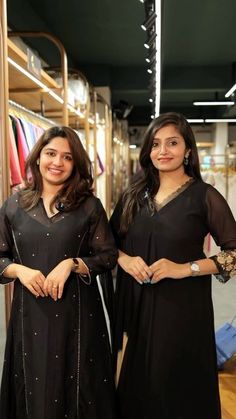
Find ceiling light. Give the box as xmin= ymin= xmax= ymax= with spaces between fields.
xmin=225 ymin=83 xmax=236 ymax=98
xmin=187 ymin=118 xmax=236 ymax=123
xmin=193 ymin=101 xmax=234 ymax=106
xmin=205 ymin=119 xmax=236 ymax=123
xmin=187 ymin=119 xmax=205 ymax=123
xmin=141 ymin=12 xmax=156 ymax=31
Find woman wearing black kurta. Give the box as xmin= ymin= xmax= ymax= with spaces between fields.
xmin=0 ymin=126 xmax=118 ymax=419
xmin=110 ymin=113 xmax=236 ymax=419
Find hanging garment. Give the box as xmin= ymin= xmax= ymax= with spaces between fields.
xmin=33 ymin=125 xmax=44 ymax=142
xmin=20 ymin=119 xmax=37 ymax=150
xmin=10 ymin=116 xmax=29 ymax=177
xmin=8 ymin=116 xmax=22 ymax=186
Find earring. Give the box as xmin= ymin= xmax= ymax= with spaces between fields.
xmin=36 ymin=159 xmax=39 ymax=165
xmin=184 ymin=155 xmax=189 ymax=166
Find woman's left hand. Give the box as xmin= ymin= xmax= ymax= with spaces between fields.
xmin=149 ymin=258 xmax=190 ymax=283
xmin=44 ymin=259 xmax=73 ymax=300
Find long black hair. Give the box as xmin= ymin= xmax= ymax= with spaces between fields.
xmin=20 ymin=126 xmax=93 ymax=211
xmin=120 ymin=112 xmax=202 ymax=234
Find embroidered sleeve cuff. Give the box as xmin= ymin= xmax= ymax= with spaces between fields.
xmin=210 ymin=250 xmax=236 ymax=283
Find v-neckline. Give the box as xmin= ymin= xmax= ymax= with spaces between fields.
xmin=40 ymin=197 xmax=59 ymax=220
xmin=154 ymin=178 xmax=195 ymax=211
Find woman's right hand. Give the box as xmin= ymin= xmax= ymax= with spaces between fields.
xmin=4 ymin=264 xmax=46 ymax=297
xmin=118 ymin=250 xmax=153 ymax=284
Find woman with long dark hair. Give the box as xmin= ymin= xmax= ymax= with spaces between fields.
xmin=0 ymin=126 xmax=118 ymax=419
xmin=110 ymin=112 xmax=236 ymax=419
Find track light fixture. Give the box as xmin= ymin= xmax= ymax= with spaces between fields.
xmin=225 ymin=84 xmax=236 ymax=98
xmin=145 ymin=48 xmax=156 ymax=63
xmin=140 ymin=0 xmax=161 ymax=118
xmin=144 ymin=32 xmax=156 ymax=49
xmin=148 ymin=74 xmax=156 ymax=88
xmin=141 ymin=12 xmax=156 ymax=31
xmin=147 ymin=59 xmax=156 ymax=75
xmin=194 ymin=90 xmax=235 ymax=106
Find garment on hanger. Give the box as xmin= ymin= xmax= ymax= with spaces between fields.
xmin=20 ymin=118 xmax=37 ymax=150
xmin=10 ymin=115 xmax=29 ymax=178
xmin=8 ymin=101 xmax=55 ymax=182
xmin=8 ymin=117 xmax=22 ymax=186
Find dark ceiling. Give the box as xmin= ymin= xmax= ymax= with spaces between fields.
xmin=6 ymin=0 xmax=236 ymax=126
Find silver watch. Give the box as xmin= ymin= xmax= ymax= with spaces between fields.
xmin=190 ymin=261 xmax=200 ymax=276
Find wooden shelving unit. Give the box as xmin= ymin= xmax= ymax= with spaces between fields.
xmin=8 ymin=38 xmax=63 ymax=115
xmin=7 ymin=37 xmax=95 ymax=130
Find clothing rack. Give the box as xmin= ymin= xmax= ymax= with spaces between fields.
xmin=9 ymin=99 xmax=55 ymax=128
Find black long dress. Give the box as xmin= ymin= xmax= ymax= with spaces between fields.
xmin=110 ymin=179 xmax=236 ymax=419
xmin=0 ymin=192 xmax=118 ymax=419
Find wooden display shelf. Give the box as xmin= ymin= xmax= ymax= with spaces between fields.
xmin=8 ymin=38 xmax=89 ymax=124
xmin=8 ymin=38 xmax=59 ymax=89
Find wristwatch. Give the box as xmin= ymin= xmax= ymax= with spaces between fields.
xmin=72 ymin=258 xmax=79 ymax=272
xmin=190 ymin=261 xmax=200 ymax=276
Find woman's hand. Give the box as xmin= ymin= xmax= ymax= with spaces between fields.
xmin=43 ymin=259 xmax=73 ymax=301
xmin=149 ymin=258 xmax=190 ymax=283
xmin=118 ymin=250 xmax=153 ymax=284
xmin=15 ymin=265 xmax=46 ymax=297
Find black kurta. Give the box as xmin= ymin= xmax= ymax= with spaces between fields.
xmin=110 ymin=179 xmax=236 ymax=419
xmin=0 ymin=193 xmax=118 ymax=419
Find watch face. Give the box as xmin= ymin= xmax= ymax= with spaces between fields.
xmin=190 ymin=262 xmax=200 ymax=275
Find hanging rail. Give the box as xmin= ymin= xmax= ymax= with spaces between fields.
xmin=9 ymin=99 xmax=55 ymax=127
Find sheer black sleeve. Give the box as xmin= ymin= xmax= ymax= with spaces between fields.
xmin=109 ymin=194 xmax=124 ymax=249
xmin=206 ymin=185 xmax=236 ymax=282
xmin=81 ymin=198 xmax=118 ymax=278
xmin=0 ymin=200 xmax=15 ymax=284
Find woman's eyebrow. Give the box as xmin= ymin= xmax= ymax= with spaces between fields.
xmin=153 ymin=136 xmax=179 ymax=141
xmin=43 ymin=147 xmax=72 ymax=155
